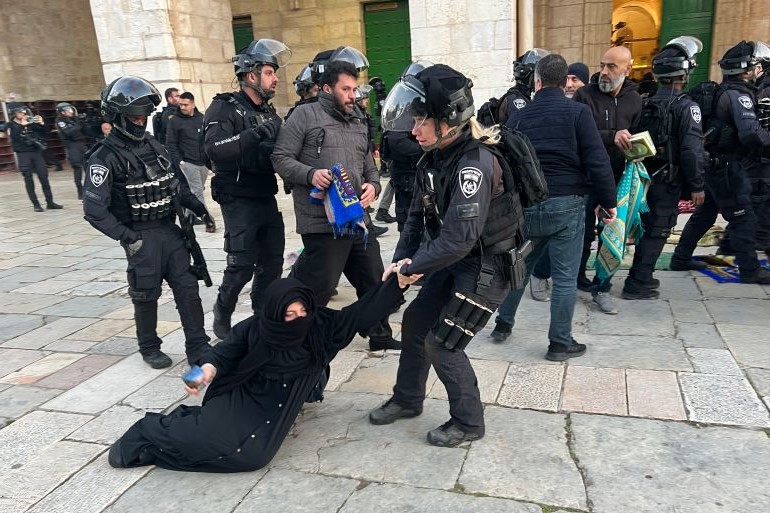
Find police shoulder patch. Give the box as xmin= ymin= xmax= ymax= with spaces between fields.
xmin=89 ymin=164 xmax=109 ymax=187
xmin=689 ymin=105 xmax=701 ymax=123
xmin=459 ymin=167 xmax=483 ymax=199
xmin=513 ymin=98 xmax=527 ymax=110
xmin=738 ymin=95 xmax=754 ymax=110
xmin=57 ymin=121 xmax=66 ymax=128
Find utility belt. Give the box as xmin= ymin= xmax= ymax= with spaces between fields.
xmin=131 ymin=218 xmax=174 ymax=230
xmin=434 ymin=291 xmax=495 ymax=352
xmin=126 ymin=174 xmax=175 ymax=223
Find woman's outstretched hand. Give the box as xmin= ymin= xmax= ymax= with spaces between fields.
xmin=382 ymin=259 xmax=423 ymax=289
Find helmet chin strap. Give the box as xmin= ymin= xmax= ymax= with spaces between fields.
xmin=242 ymin=65 xmax=274 ymax=101
xmin=422 ymin=119 xmax=462 ymax=151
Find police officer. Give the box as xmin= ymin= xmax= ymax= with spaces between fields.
xmin=204 ymin=39 xmax=290 ymax=339
xmin=755 ymin=43 xmax=770 ymax=258
xmin=622 ymin=37 xmax=706 ymax=299
xmin=83 ymin=76 xmax=214 ymax=369
xmin=285 ymin=65 xmax=319 ymax=120
xmin=498 ymin=48 xmax=550 ymax=124
xmin=670 ymin=41 xmax=770 ymax=283
xmin=368 ymin=64 xmax=515 ymax=446
xmin=55 ymin=102 xmax=88 ymax=199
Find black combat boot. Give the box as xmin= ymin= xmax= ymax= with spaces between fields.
xmin=669 ymin=257 xmax=707 ymax=271
xmin=545 ymin=339 xmax=587 ymax=361
xmin=33 ymin=202 xmax=44 ymax=213
xmin=427 ymin=420 xmax=483 ymax=447
xmin=490 ymin=320 xmax=512 ymax=342
xmin=212 ymin=303 xmax=231 ymax=340
xmin=740 ymin=267 xmax=770 ymax=285
xmin=375 ymin=208 xmax=396 ymax=223
xmin=369 ymin=398 xmax=421 ymax=425
xmin=46 ymin=202 xmax=63 ymax=209
xmin=621 ymin=277 xmax=660 ymax=300
xmin=142 ymin=349 xmax=172 ymax=369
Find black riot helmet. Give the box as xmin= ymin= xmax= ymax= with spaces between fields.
xmin=514 ymin=48 xmax=550 ymax=89
xmin=293 ymin=65 xmax=315 ymax=96
xmin=310 ymin=46 xmax=369 ymax=83
xmin=401 ymin=60 xmax=434 ymax=79
xmin=652 ymin=36 xmax=703 ymax=80
xmin=101 ymin=76 xmax=161 ymax=141
xmin=56 ymin=102 xmax=77 ymax=116
xmin=8 ymin=102 xmax=30 ymax=116
xmin=719 ymin=40 xmax=770 ymax=77
xmin=233 ymin=39 xmax=291 ymax=76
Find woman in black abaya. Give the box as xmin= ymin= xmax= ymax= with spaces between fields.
xmin=108 ymin=266 xmax=419 ymax=473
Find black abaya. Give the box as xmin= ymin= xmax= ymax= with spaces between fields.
xmin=110 ymin=278 xmax=404 ymax=473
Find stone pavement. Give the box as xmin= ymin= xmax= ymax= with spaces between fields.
xmin=0 ymin=171 xmax=769 ymax=513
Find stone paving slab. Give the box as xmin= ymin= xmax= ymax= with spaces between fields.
xmin=561 ymin=366 xmax=627 ymax=416
xmin=121 ymin=376 xmax=188 ymax=411
xmin=25 ymin=455 xmax=151 ymax=513
xmin=686 ymin=347 xmax=742 ymax=376
xmin=0 ymin=385 xmax=64 ymax=419
xmin=0 ymin=292 xmax=68 ymax=314
xmin=42 ymin=339 xmax=98 ymax=352
xmin=668 ymin=298 xmax=713 ymax=324
xmin=325 ymin=350 xmax=366 ymax=391
xmin=745 ymin=367 xmax=770 ymax=397
xmin=679 ymin=372 xmax=770 ymax=427
xmin=626 ymin=369 xmax=686 ymax=420
xmin=587 ymin=299 xmax=675 ymax=337
xmin=105 ymin=467 xmax=265 ymax=513
xmin=571 ymin=413 xmax=770 ymax=513
xmin=497 ymin=363 xmax=564 ymax=411
xmin=465 ymin=329 xmax=554 ymax=364
xmin=340 ymin=354 xmax=412 ymax=395
xmin=33 ymin=296 xmax=129 ymax=318
xmin=675 ymin=322 xmax=725 ymax=348
xmin=35 ymin=354 xmax=122 ymax=390
xmin=0 ymin=353 xmax=86 ymax=385
xmin=428 ymin=358 xmax=509 ymax=403
xmin=234 ymin=469 xmax=355 ymax=513
xmin=1 ymin=317 xmax=99 ymax=350
xmin=0 ymin=410 xmax=93 ymax=469
xmin=0 ymin=314 xmax=45 ymax=342
xmin=695 ymin=276 xmax=768 ymax=299
xmin=12 ymin=279 xmax=83 ymax=295
xmin=0 ymin=266 xmax=71 ymax=283
xmin=87 ymin=337 xmax=140 ymax=356
xmin=0 ymin=440 xmax=104 ymax=512
xmin=65 ymin=282 xmax=126 ymax=297
xmin=705 ymin=298 xmax=770 ymax=327
xmin=42 ymin=353 xmax=182 ymax=414
xmin=339 ymin=483 xmax=542 ymax=513
xmin=717 ymin=323 xmax=770 ymax=369
xmin=0 ymin=348 xmax=49 ymax=379
xmin=570 ymin=334 xmax=691 ymax=371
xmin=62 ymin=319 xmax=135 ymax=342
xmin=459 ymin=407 xmax=587 ymax=509
xmin=68 ymin=405 xmax=148 ymax=445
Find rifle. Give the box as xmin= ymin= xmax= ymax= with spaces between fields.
xmin=169 ymin=175 xmax=213 ymax=287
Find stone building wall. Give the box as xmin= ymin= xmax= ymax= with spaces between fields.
xmin=0 ymin=0 xmax=104 ymax=101
xmin=710 ymin=0 xmax=770 ymax=81
xmin=89 ymin=0 xmax=234 ymax=111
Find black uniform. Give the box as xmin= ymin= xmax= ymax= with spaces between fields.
xmin=9 ymin=121 xmax=55 ymax=208
xmin=497 ymin=84 xmax=531 ymax=125
xmin=391 ymin=132 xmax=509 ymax=434
xmin=381 ymin=131 xmax=422 ymax=231
xmin=284 ymin=96 xmax=316 ymax=121
xmin=56 ymin=115 xmax=88 ymax=198
xmin=82 ymin=130 xmax=211 ymax=362
xmin=204 ymin=90 xmax=285 ymax=317
xmin=674 ymin=80 xmax=770 ymax=276
xmin=625 ymin=87 xmax=705 ymax=290
xmin=152 ymin=105 xmax=178 ymax=145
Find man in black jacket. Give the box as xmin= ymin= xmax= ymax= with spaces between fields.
xmin=55 ymin=102 xmax=88 ymax=199
xmin=491 ymin=54 xmax=617 ymax=361
xmin=572 ymin=45 xmax=642 ymax=314
xmin=152 ymin=87 xmax=179 ymax=145
xmin=204 ymin=39 xmax=289 ymax=339
xmin=166 ymin=92 xmax=214 ymax=230
xmin=8 ymin=104 xmax=63 ymax=212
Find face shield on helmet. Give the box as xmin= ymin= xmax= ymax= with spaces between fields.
xmin=653 ymin=36 xmax=703 ymax=78
xmin=401 ymin=60 xmax=434 ymax=79
xmin=381 ymin=76 xmax=428 ymax=132
xmin=720 ymin=41 xmax=766 ymax=76
xmin=355 ymin=84 xmax=373 ymax=101
xmin=233 ymin=39 xmax=292 ymax=75
xmin=754 ymin=41 xmax=770 ymax=75
xmin=329 ymin=46 xmax=369 ymax=72
xmin=665 ymin=36 xmax=703 ymax=60
xmin=56 ymin=102 xmax=77 ymax=116
xmin=101 ymin=76 xmax=161 ymax=141
xmin=514 ymin=48 xmax=550 ymax=88
xmin=293 ymin=65 xmax=314 ymax=94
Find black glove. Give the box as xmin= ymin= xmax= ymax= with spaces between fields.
xmin=202 ymin=212 xmax=217 ymax=233
xmin=253 ymin=118 xmax=281 ymax=142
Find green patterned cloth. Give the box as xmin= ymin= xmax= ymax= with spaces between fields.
xmin=595 ymin=160 xmax=650 ymax=282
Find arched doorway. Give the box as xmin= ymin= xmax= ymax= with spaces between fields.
xmin=612 ymin=0 xmax=662 ymax=81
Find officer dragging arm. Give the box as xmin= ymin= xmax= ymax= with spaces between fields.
xmin=83 ymin=76 xmax=215 ymax=369
xmin=203 ymin=39 xmax=291 ymax=340
xmin=368 ymin=65 xmax=523 ymax=447
xmin=622 ymin=37 xmax=706 ymax=299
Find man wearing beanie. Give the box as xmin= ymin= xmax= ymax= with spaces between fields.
xmin=566 ymin=63 xmax=589 ymax=98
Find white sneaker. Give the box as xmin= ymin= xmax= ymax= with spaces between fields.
xmin=529 ymin=276 xmax=551 ymax=302
xmin=593 ymin=292 xmax=619 ymax=314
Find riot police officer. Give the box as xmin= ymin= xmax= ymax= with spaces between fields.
xmin=83 ymin=76 xmax=214 ymax=368
xmin=55 ymin=102 xmax=88 ymax=199
xmin=670 ymin=41 xmax=770 ymax=283
xmin=285 ymin=65 xmax=319 ymax=120
xmin=204 ymin=39 xmax=291 ymax=339
xmin=498 ymin=48 xmax=549 ymax=124
xmin=622 ymin=37 xmax=707 ymax=299
xmin=368 ymin=65 xmax=516 ymax=446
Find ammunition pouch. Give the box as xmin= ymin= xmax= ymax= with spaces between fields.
xmin=434 ymin=291 xmax=495 ymax=352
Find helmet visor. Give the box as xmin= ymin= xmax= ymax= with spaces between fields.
xmin=665 ymin=36 xmax=703 ymax=60
xmin=519 ymin=48 xmax=550 ymax=64
xmin=245 ymin=39 xmax=292 ymax=68
xmin=105 ymin=77 xmax=161 ymax=108
xmin=355 ymin=84 xmax=373 ymax=100
xmin=331 ymin=46 xmax=369 ymax=71
xmin=381 ymin=77 xmax=428 ymax=132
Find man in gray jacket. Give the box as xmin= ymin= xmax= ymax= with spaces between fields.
xmin=272 ymin=60 xmax=400 ymax=351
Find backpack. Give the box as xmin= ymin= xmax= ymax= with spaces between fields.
xmin=477 ymin=97 xmax=502 ymax=127
xmin=486 ymin=124 xmax=548 ymax=208
xmin=688 ymin=80 xmax=721 ymax=147
xmin=635 ymin=95 xmax=682 ymax=170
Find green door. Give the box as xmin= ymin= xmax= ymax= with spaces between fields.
xmin=363 ymin=1 xmax=412 ymax=137
xmin=659 ymin=0 xmax=715 ymax=87
xmin=232 ymin=16 xmax=253 ymax=53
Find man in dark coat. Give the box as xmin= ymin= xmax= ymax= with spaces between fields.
xmin=107 ymin=270 xmax=420 ymax=473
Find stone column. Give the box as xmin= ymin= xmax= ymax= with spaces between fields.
xmin=517 ymin=0 xmax=534 ymax=54
xmin=89 ymin=0 xmax=234 ymax=111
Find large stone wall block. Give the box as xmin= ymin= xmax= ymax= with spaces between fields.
xmin=143 ymin=33 xmax=176 ymax=60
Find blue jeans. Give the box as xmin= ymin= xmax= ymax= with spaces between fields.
xmin=531 ymin=247 xmax=551 ymax=279
xmin=496 ymin=195 xmax=586 ymax=347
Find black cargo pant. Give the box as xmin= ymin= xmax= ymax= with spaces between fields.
xmin=720 ymin=159 xmax=770 ymax=253
xmin=16 ymin=151 xmax=54 ymax=207
xmin=391 ymin=172 xmax=415 ymax=232
xmin=64 ymin=141 xmax=86 ymax=197
xmin=627 ymin=182 xmax=681 ymax=282
xmin=391 ymin=258 xmax=494 ymax=435
xmin=125 ymin=222 xmax=210 ymax=362
xmin=216 ymin=196 xmax=285 ymax=316
xmin=673 ymin=158 xmax=761 ymax=275
xmin=291 ymin=231 xmax=394 ymax=341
